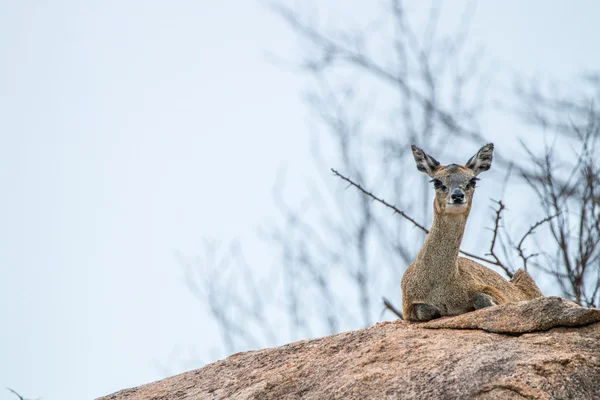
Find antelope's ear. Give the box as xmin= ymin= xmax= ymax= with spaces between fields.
xmin=465 ymin=143 xmax=494 ymax=176
xmin=411 ymin=145 xmax=441 ymax=178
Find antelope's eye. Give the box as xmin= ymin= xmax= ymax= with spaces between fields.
xmin=431 ymin=179 xmax=447 ymax=192
xmin=467 ymin=178 xmax=479 ymax=189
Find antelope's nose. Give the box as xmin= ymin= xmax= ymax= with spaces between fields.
xmin=451 ymin=189 xmax=465 ymax=203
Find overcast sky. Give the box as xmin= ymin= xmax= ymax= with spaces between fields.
xmin=1 ymin=1 xmax=599 ymax=399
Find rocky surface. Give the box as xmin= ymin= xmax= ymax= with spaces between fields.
xmin=99 ymin=297 xmax=600 ymax=400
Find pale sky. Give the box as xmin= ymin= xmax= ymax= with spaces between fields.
xmin=1 ymin=1 xmax=599 ymax=399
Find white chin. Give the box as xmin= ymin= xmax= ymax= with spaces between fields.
xmin=446 ymin=203 xmax=468 ymax=214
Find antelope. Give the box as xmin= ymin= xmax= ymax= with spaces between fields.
xmin=401 ymin=143 xmax=543 ymax=322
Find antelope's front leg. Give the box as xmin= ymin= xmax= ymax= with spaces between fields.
xmin=473 ymin=292 xmax=497 ymax=310
xmin=411 ymin=303 xmax=441 ymax=322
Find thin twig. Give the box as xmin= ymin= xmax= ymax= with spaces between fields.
xmin=515 ymin=212 xmax=560 ymax=270
xmin=484 ymin=199 xmax=514 ymax=278
xmin=382 ymin=297 xmax=404 ymax=320
xmin=458 ymin=248 xmax=508 ymax=269
xmin=7 ymin=388 xmax=25 ymax=400
xmin=332 ymin=168 xmax=428 ymax=233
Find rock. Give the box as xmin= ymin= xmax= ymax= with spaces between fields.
xmin=419 ymin=296 xmax=600 ymax=333
xmin=98 ymin=297 xmax=600 ymax=400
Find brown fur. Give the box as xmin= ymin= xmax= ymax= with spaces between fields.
xmin=401 ymin=144 xmax=543 ymax=322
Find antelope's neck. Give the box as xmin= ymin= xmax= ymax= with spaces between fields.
xmin=415 ymin=213 xmax=468 ymax=276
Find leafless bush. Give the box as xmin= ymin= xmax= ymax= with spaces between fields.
xmin=514 ymin=78 xmax=600 ymax=307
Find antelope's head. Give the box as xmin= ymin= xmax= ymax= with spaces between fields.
xmin=411 ymin=143 xmax=494 ymax=216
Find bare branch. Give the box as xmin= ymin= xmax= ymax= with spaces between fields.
xmin=382 ymin=297 xmax=403 ymax=320
xmin=331 ymin=168 xmax=428 ymax=233
xmin=7 ymin=388 xmax=25 ymax=400
xmin=483 ymin=200 xmax=514 ymax=278
xmin=515 ymin=212 xmax=560 ymax=270
xmin=514 ymin=87 xmax=600 ymax=305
